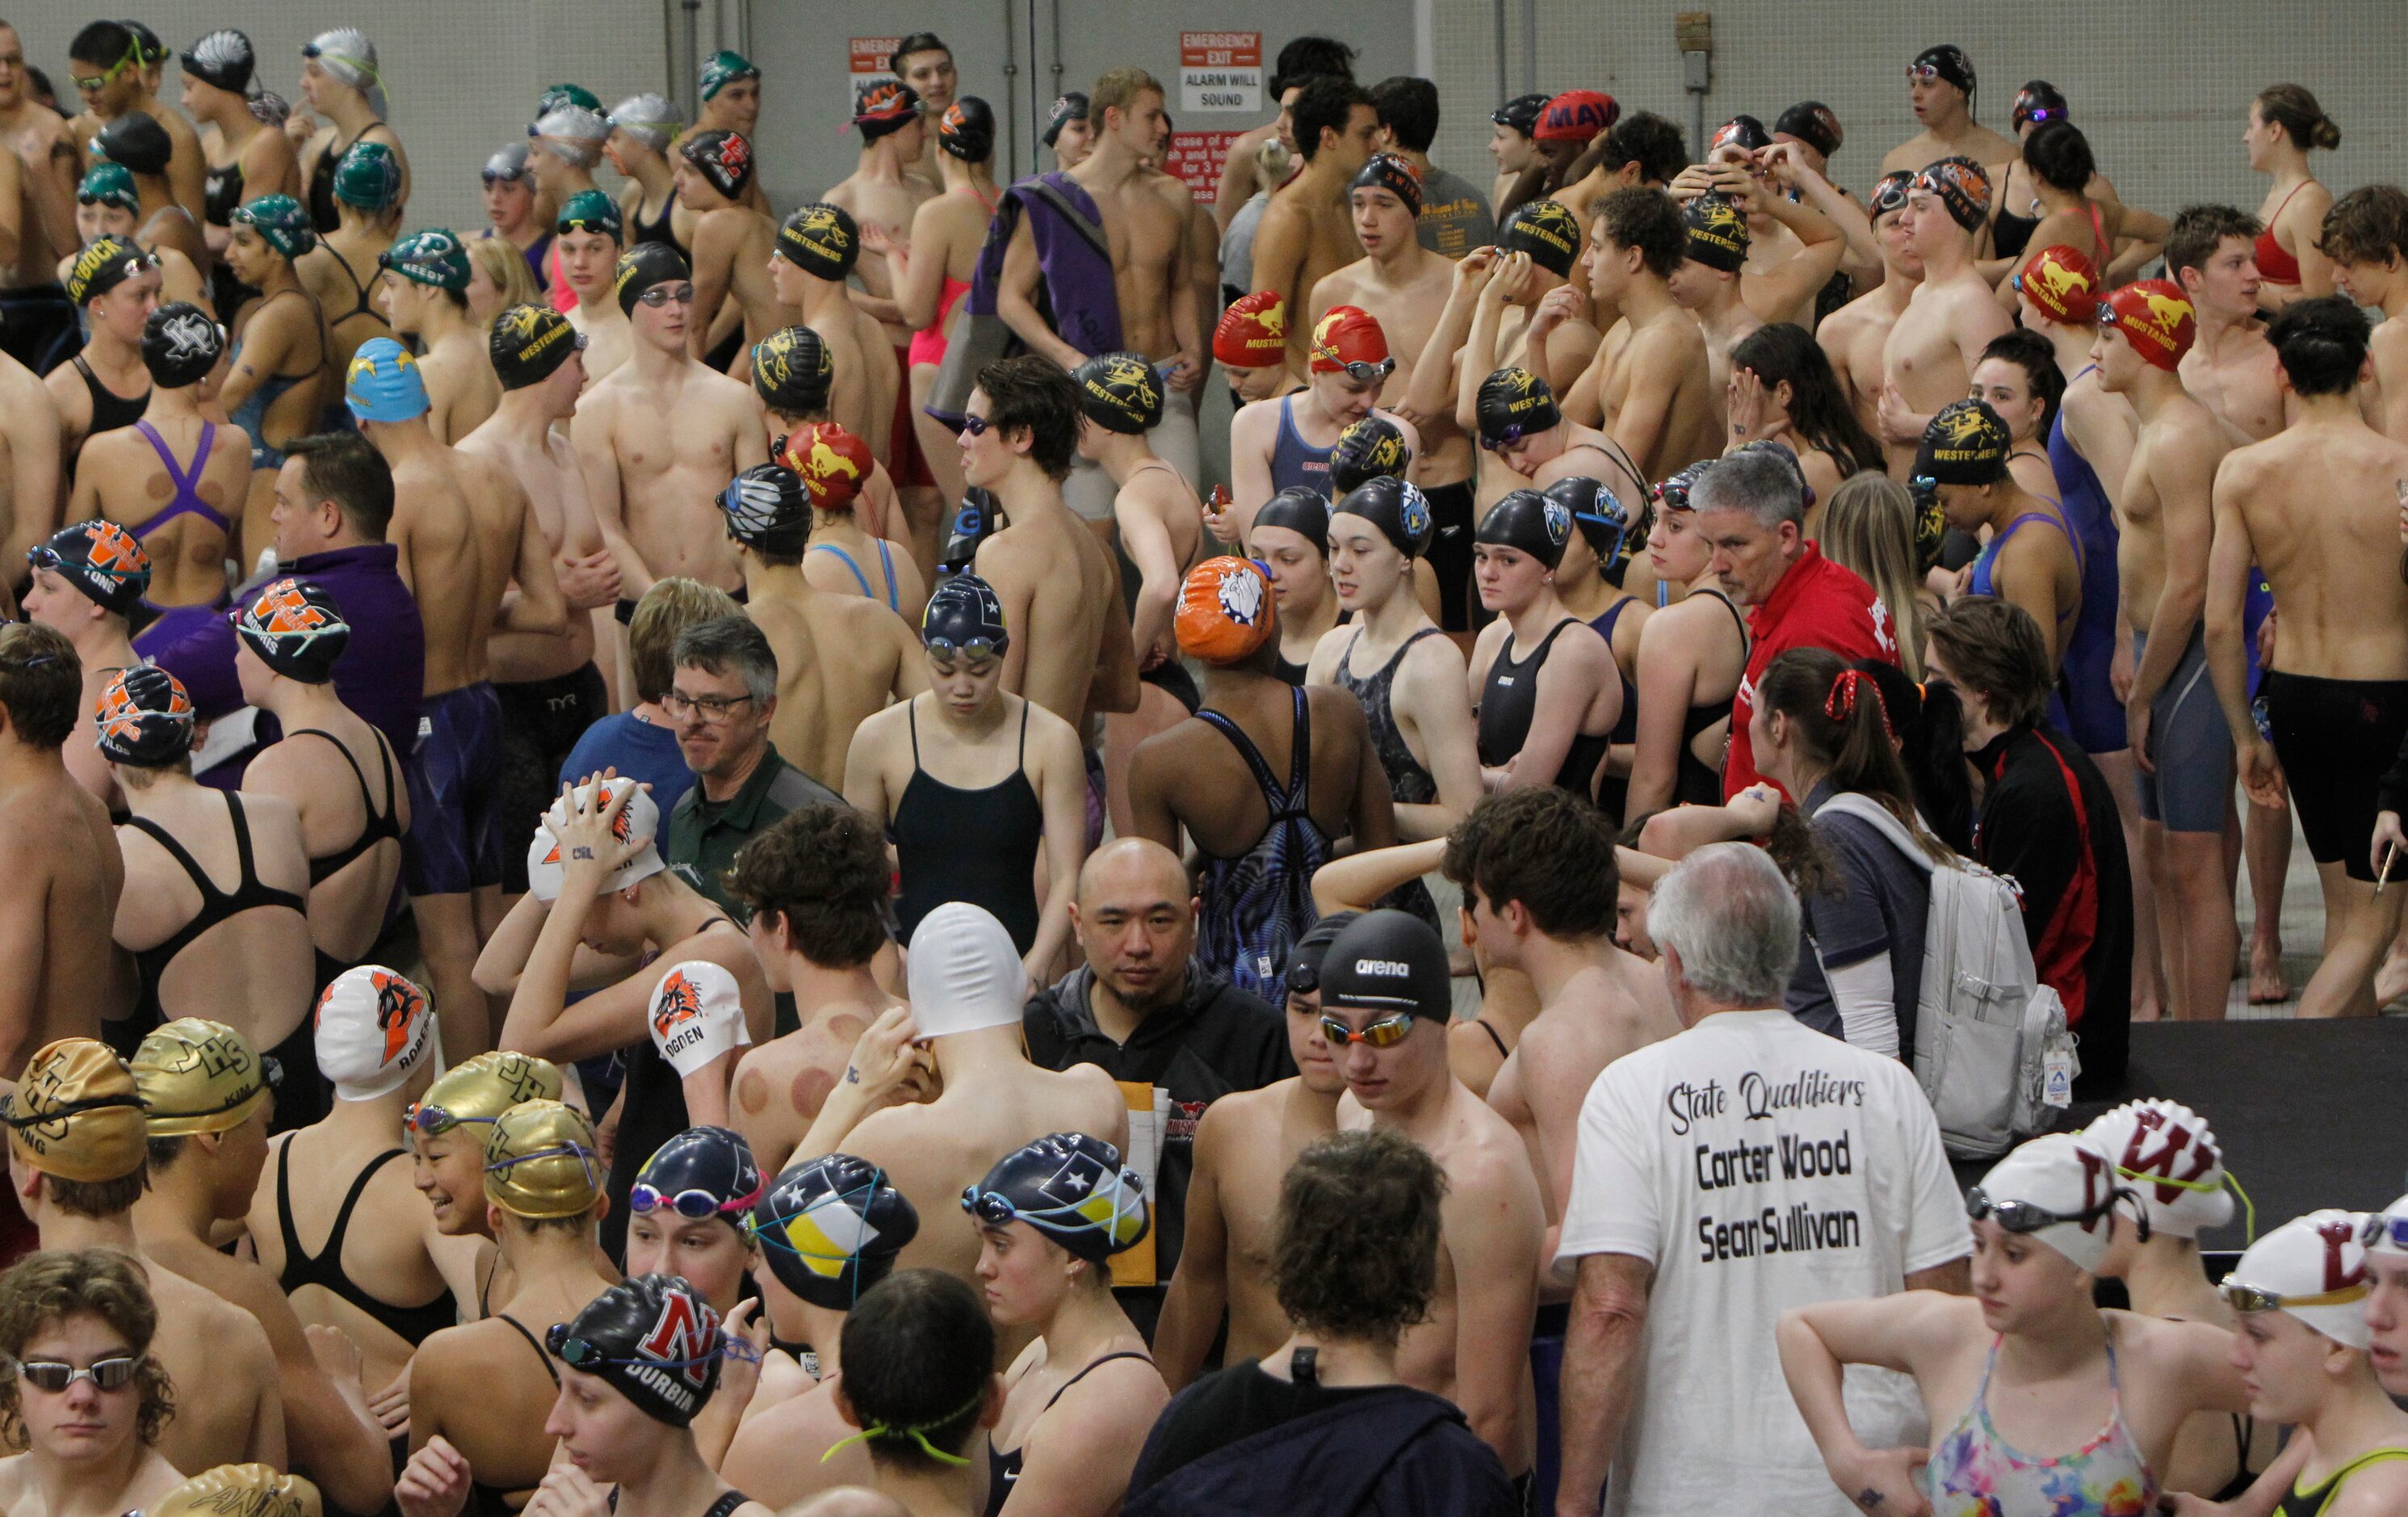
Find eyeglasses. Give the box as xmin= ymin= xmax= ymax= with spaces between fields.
xmin=663 ymin=690 xmax=754 ymax=722
xmin=959 ymin=414 xmax=993 ymax=436
xmin=2221 ymin=1278 xmax=2371 ymax=1315
xmin=1965 ymin=1184 xmax=2129 ymax=1236
xmin=1317 ymin=1011 xmax=1416 ymax=1048
xmin=631 ymin=1179 xmax=761 ymax=1219
xmin=636 ymin=284 xmax=695 ymax=308
xmin=1316 ymin=354 xmax=1395 ymax=386
xmin=2361 ymin=1212 xmax=2408 ymax=1253
xmin=10 ymin=1355 xmax=141 ymax=1393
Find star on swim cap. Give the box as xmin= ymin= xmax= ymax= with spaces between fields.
xmin=963 ymin=1132 xmax=1152 ymax=1263
xmin=749 ymin=1154 xmax=919 ymax=1309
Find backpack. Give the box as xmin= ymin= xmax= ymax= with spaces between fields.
xmin=929 ymin=176 xmax=1115 ymax=422
xmin=1815 ymin=793 xmax=2077 ymax=1158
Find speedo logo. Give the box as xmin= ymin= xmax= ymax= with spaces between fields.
xmin=1353 ymin=958 xmax=1411 ymax=977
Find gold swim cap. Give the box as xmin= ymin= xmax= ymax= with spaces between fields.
xmin=3 ymin=1039 xmax=147 ymax=1183
xmin=482 ymin=1099 xmax=602 ymax=1219
xmin=147 ymin=1464 xmax=322 ymax=1517
xmin=132 ymin=1019 xmax=274 ymax=1137
xmin=408 ymin=1050 xmax=563 ymax=1137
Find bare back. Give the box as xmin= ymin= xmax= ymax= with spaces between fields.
xmin=732 ymin=998 xmax=898 ymax=1177
xmin=0 ymin=766 xmax=122 ymax=1054
xmin=389 ymin=445 xmax=524 ymax=694
xmin=2222 ymin=418 xmax=2408 ymax=680
xmin=748 ymin=580 xmax=920 ymax=789
xmin=144 ymin=1259 xmax=284 ymax=1473
xmin=114 ymin=788 xmax=314 ymax=1053
xmin=73 ymin=412 xmax=246 ymax=607
xmin=244 ymin=718 xmax=406 ymax=964
xmin=974 ymin=499 xmax=1123 ymax=723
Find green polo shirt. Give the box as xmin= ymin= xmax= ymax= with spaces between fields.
xmin=664 ymin=741 xmax=843 ymax=921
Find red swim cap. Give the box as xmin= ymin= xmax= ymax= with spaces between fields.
xmin=1175 ymin=556 xmax=1277 ymax=666
xmin=778 ymin=422 xmax=874 ymax=511
xmin=2100 ymin=279 xmax=2196 ymax=372
xmin=1308 ymin=305 xmax=1388 ymax=375
xmin=1212 ymin=291 xmax=1286 ymax=370
xmin=1534 ymin=89 xmax=1617 ymax=144
xmin=2016 ymin=245 xmax=2100 ymax=326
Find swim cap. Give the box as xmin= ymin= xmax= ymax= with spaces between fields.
xmin=753 ymin=325 xmax=834 ymax=413
xmin=1912 ymin=481 xmax=1947 ymax=574
xmin=1912 ymin=44 xmax=1976 ymax=99
xmin=776 ymin=423 xmax=870 ymax=515
xmin=409 ymin=1050 xmax=563 ymax=1138
xmin=232 ymin=577 xmax=350 ymax=682
xmin=610 ymin=93 xmax=682 ymax=154
xmin=231 ymin=194 xmax=314 ymax=258
xmin=938 ymin=97 xmax=994 ymax=162
xmin=1070 ymin=352 xmax=1163 ymax=435
xmin=1654 ymin=457 xmax=1714 ymax=515
xmin=2370 ymin=1194 xmax=2408 ymax=1259
xmin=1913 ymin=398 xmax=2011 ymax=494
xmin=1286 ymin=910 xmax=1361 ymax=997
xmin=1307 ymin=305 xmax=1390 ymax=377
xmin=1212 ymin=291 xmax=1286 ymax=370
xmin=547 ymin=1274 xmax=722 ymax=1426
xmin=2016 ymin=244 xmax=2100 ymax=326
xmin=775 ymin=204 xmax=859 ymax=281
xmin=1868 ymin=170 xmax=1915 ymax=221
xmin=1546 ymin=476 xmax=1633 ymax=576
xmin=1250 ymin=485 xmax=1328 ymax=549
xmin=1318 ymin=909 xmax=1450 ymax=1022
xmin=180 ymin=29 xmax=254 ymax=94
xmin=94 ymin=666 xmax=193 ymax=767
xmin=490 ymin=304 xmax=586 ymax=391
xmin=483 ymin=1098 xmax=603 ymax=1220
xmin=303 ymin=30 xmax=386 ymax=118
xmin=1176 ymin=556 xmax=1276 ymax=665
xmin=531 ymin=103 xmax=610 ymax=169
xmin=1329 ymin=416 xmax=1411 ymax=495
xmin=2224 ymin=1212 xmax=2372 ymax=1348
xmin=314 ymin=965 xmax=438 ymax=1103
xmin=633 ymin=1125 xmax=761 ymax=1225
xmin=1478 ymin=488 xmax=1572 ymax=569
xmin=719 ymin=463 xmax=812 ymax=555
xmin=2012 ymin=81 xmax=2070 ymax=132
xmin=1710 ymin=115 xmax=1772 ymax=156
xmin=77 ymin=164 xmax=137 ymax=213
xmin=536 ymin=82 xmax=602 ymax=116
xmin=921 ymin=573 xmax=1009 ymax=657
xmin=680 ymin=129 xmax=754 ymax=200
xmin=1499 ymin=199 xmax=1580 ymax=278
xmin=698 ymin=49 xmax=757 ymax=103
xmin=380 ymin=229 xmax=470 ymax=293
xmin=2079 ymin=1100 xmax=2237 ymax=1241
xmin=65 ymin=236 xmax=153 ymax=307
xmin=1970 ymin=1132 xmax=2126 ymax=1273
xmin=1914 ymin=156 xmax=1991 ymax=233
xmin=963 ymin=1132 xmax=1150 ymax=1263
xmin=749 ymin=1154 xmax=918 ymax=1309
xmin=3 ymin=1040 xmax=146 ymax=1184
xmin=132 ymin=1019 xmax=273 ymax=1137
xmin=1682 ymin=192 xmax=1751 ymax=273
xmin=94 ymin=112 xmax=171 ymax=177
xmin=345 ymin=338 xmax=428 ymax=423
xmin=2100 ymin=279 xmax=2196 ymax=372
xmin=1474 ymin=365 xmax=1562 ymax=447
xmin=149 ymin=1465 xmax=320 ymax=1517
xmin=938 ymin=488 xmax=1000 ymax=574
xmin=28 ymin=519 xmax=151 ymax=615
xmin=249 ymin=92 xmax=292 ymax=129
xmin=1349 ymin=153 xmax=1422 ymax=216
xmin=1332 ymin=476 xmax=1433 ymax=559
xmin=1772 ymin=101 xmax=1844 ymax=159
xmin=903 ymin=901 xmax=1025 ymax=1036
xmin=331 ymin=141 xmax=402 ymax=212
xmin=526 ymin=775 xmax=665 ymax=902
xmin=1533 ymin=90 xmax=1617 ymax=144
xmin=141 ymin=302 xmax=223 ymax=389
xmin=1042 ymin=93 xmax=1088 ymax=149
xmin=854 ymin=82 xmax=921 ymax=142
xmin=614 ymin=242 xmax=690 ymax=317
xmin=1491 ymin=92 xmax=1549 ymax=137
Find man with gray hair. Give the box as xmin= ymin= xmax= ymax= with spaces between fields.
xmin=1551 ymin=843 xmax=1965 ymax=1517
xmin=1694 ymin=447 xmax=1898 ymax=797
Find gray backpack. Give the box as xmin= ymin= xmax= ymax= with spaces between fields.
xmin=1816 ymin=793 xmax=2077 ymax=1158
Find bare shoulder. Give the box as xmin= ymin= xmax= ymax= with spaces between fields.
xmin=1196 ymin=1082 xmax=1277 ymax=1142
xmin=1230 ymin=395 xmax=1279 ymax=443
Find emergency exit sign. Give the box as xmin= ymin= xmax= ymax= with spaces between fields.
xmin=1178 ymin=31 xmax=1261 ymax=113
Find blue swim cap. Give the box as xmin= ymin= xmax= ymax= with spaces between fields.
xmin=346 ymin=337 xmax=428 ymax=423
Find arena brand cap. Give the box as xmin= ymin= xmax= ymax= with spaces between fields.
xmin=781 ymin=422 xmax=873 ymax=512
xmin=938 ymin=97 xmax=994 ymax=162
xmin=1333 ymin=476 xmax=1434 ymax=561
xmin=330 ymin=141 xmax=401 ymax=212
xmin=632 ymin=1125 xmax=761 ymax=1226
xmin=2224 ymin=1211 xmax=2372 ymax=1348
xmin=1969 ymin=1132 xmax=2128 ymax=1273
xmin=1250 ymin=486 xmax=1328 ymax=548
xmin=1308 ymin=305 xmax=1390 ymax=378
xmin=681 ymin=129 xmax=753 ymax=200
xmin=1911 ymin=44 xmax=1976 ymax=98
xmin=922 ymin=573 xmax=1009 ymax=657
xmin=614 ymin=242 xmax=690 ymax=317
xmin=2078 ymin=1100 xmax=2238 ymax=1241
xmin=28 ymin=519 xmax=150 ymax=615
xmin=963 ymin=1132 xmax=1150 ymax=1263
xmin=547 ymin=1274 xmax=722 ymax=1426
xmin=1710 ymin=114 xmax=1772 ymax=156
xmin=1477 ymin=488 xmax=1572 ymax=570
xmin=483 ymin=1098 xmax=604 ymax=1219
xmin=1547 ymin=475 xmax=1634 ymax=577
xmin=489 ymin=305 xmax=586 ymax=392
xmin=132 ymin=1019 xmax=274 ymax=1137
xmin=1499 ymin=199 xmax=1580 ymax=277
xmin=904 ymin=901 xmax=1026 ymax=1036
xmin=409 ymin=1050 xmax=562 ymax=1137
xmin=2012 ymin=81 xmax=2070 ymax=132
xmin=719 ymin=462 xmax=813 ymax=555
xmin=1070 ymin=351 xmax=1164 ymax=435
xmin=1491 ymin=92 xmax=1549 ymax=137
xmin=1869 ymin=170 xmax=1915 ymax=221
xmin=775 ymin=203 xmax=859 ymax=281
xmin=1773 ymin=101 xmax=1843 ymax=159
xmin=1349 ymin=153 xmax=1422 ymax=216
xmin=2099 ymin=279 xmax=2196 ymax=372
xmin=2016 ymin=244 xmax=2100 ymax=326
xmin=749 ymin=1154 xmax=919 ymax=1309
xmin=1474 ymin=365 xmax=1563 ymax=448
xmin=231 ymin=577 xmax=349 ymax=683
xmin=65 ymin=236 xmax=152 ymax=306
xmin=139 ymin=302 xmax=223 ymax=389
xmin=1328 ymin=415 xmax=1411 ymax=495
xmin=1212 ymin=292 xmax=1286 ymax=369
xmin=94 ymin=665 xmax=194 ymax=767
xmin=556 ymin=188 xmax=623 ymax=242
xmin=854 ymin=81 xmax=921 ymax=141
xmin=1534 ymin=89 xmax=1617 ymax=144
xmin=753 ymin=324 xmax=834 ymax=413
xmin=1317 ymin=909 xmax=1450 ymax=1021
xmin=698 ymin=49 xmax=757 ymax=102
xmin=78 ymin=163 xmax=137 ymax=212
xmin=3 ymin=1040 xmax=147 ymax=1183
xmin=645 ymin=960 xmax=753 ymax=1082
xmin=1042 ymin=92 xmax=1088 ymax=148
xmin=1913 ymin=398 xmax=2012 ymax=489
xmin=149 ymin=1465 xmax=319 ymax=1517
xmin=1915 ymin=156 xmax=1991 ymax=233
xmin=1175 ymin=556 xmax=1276 ymax=665
xmin=1682 ymin=192 xmax=1751 ymax=273
xmin=1285 ymin=910 xmax=1361 ymax=997
xmin=94 ymin=112 xmax=171 ymax=176
xmin=314 ymin=965 xmax=438 ymax=1102
xmin=180 ymin=29 xmax=255 ymax=94
xmin=345 ymin=337 xmax=429 ymax=423
xmin=526 ymin=775 xmax=665 ymax=903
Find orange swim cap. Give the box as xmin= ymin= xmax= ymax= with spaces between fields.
xmin=1175 ymin=556 xmax=1277 ymax=666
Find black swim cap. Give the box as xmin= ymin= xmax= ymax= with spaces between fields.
xmin=752 ymin=325 xmax=833 ymax=414
xmin=1491 ymin=92 xmax=1548 ymax=137
xmin=1545 ymin=476 xmax=1634 ymax=578
xmin=922 ymin=572 xmax=1009 ymax=655
xmin=1682 ymin=192 xmax=1751 ymax=273
xmin=65 ymin=236 xmax=153 ymax=307
xmin=94 ymin=111 xmax=171 ymax=177
xmin=1478 ymin=488 xmax=1572 ymax=569
xmin=1328 ymin=415 xmax=1411 ymax=494
xmin=1250 ymin=485 xmax=1328 ymax=549
xmin=1869 ymin=170 xmax=1915 ymax=221
xmin=632 ymin=1125 xmax=762 ymax=1229
xmin=1772 ymin=101 xmax=1843 ymax=159
xmin=1317 ymin=909 xmax=1449 ymax=1022
xmin=776 ymin=203 xmax=859 ymax=281
xmin=614 ymin=241 xmax=689 ymax=317
xmin=1070 ymin=351 xmax=1162 ymax=435
xmin=1499 ymin=199 xmax=1580 ymax=278
xmin=1710 ymin=114 xmax=1772 ymax=155
xmin=719 ymin=463 xmax=812 ymax=555
xmin=938 ymin=97 xmax=995 ymax=162
xmin=2012 ymin=81 xmax=2069 ymax=132
xmin=1914 ymin=398 xmax=2012 ymax=488
xmin=749 ymin=1153 xmax=919 ymax=1309
xmin=231 ymin=576 xmax=349 ymax=683
xmin=1286 ymin=910 xmax=1361 ymax=997
xmin=180 ymin=29 xmax=254 ymax=94
xmin=1042 ymin=92 xmax=1087 ymax=148
xmin=1914 ymin=44 xmax=1977 ymax=99
xmin=1349 ymin=153 xmax=1422 ymax=216
xmin=680 ymin=129 xmax=754 ymax=200
xmin=1474 ymin=366 xmax=1562 ymax=448
xmin=1332 ymin=476 xmax=1433 ymax=561
xmin=141 ymin=302 xmax=222 ymax=389
xmin=1653 ymin=457 xmax=1714 ymax=514
xmin=489 ymin=303 xmax=586 ymax=391
xmin=546 ymin=1274 xmax=723 ymax=1426
xmin=938 ymin=488 xmax=1001 ymax=574
xmin=963 ymin=1132 xmax=1150 ymax=1263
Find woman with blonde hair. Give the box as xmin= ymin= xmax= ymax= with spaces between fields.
xmin=1819 ymin=471 xmax=1932 ymax=681
xmin=462 ymin=235 xmax=539 ymax=332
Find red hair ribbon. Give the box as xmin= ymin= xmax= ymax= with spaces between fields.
xmin=1825 ymin=668 xmax=1895 ymax=741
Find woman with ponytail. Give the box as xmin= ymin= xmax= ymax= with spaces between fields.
xmin=2246 ymin=83 xmax=2341 ymax=305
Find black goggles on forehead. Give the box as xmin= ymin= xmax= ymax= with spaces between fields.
xmin=924 ymin=633 xmax=1005 ymax=662
xmin=1965 ymin=1183 xmax=2145 ymax=1240
xmin=545 ymin=1323 xmax=722 ymax=1372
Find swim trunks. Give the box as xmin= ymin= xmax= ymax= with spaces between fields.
xmin=494 ymin=664 xmax=610 ymax=896
xmin=2263 ymin=670 xmax=2408 ymax=882
xmin=402 ymin=682 xmax=507 ymax=896
xmin=2132 ymin=627 xmax=2233 ymax=835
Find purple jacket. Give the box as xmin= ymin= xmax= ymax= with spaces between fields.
xmin=971 ymin=172 xmax=1124 ymax=358
xmin=279 ymin=543 xmax=426 ymax=760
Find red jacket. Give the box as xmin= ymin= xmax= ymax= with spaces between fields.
xmin=1724 ymin=544 xmax=1900 ymax=798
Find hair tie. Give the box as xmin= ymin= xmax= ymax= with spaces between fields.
xmin=1824 ymin=668 xmax=1896 ymax=742
xmin=819 ymin=1384 xmax=987 ymax=1467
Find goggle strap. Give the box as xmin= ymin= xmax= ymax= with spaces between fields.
xmin=818 ymin=1386 xmax=986 ymax=1466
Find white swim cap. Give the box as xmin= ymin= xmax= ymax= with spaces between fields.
xmin=526 ymin=776 xmax=663 ymax=902
xmin=2079 ymin=1099 xmax=2238 ymax=1240
xmin=2225 ymin=1210 xmax=2373 ymax=1348
xmin=315 ymin=965 xmax=442 ymax=1102
xmin=904 ymin=901 xmax=1026 ymax=1038
xmin=646 ymin=960 xmax=752 ymax=1077
xmin=1973 ymin=1132 xmax=2125 ymax=1274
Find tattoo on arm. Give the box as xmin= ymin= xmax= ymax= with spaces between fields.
xmin=1855 ymin=1490 xmax=1883 ymax=1512
xmin=844 ymin=1066 xmax=860 ymax=1084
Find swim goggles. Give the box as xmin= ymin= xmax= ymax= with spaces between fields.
xmin=544 ymin=1323 xmax=728 ymax=1373
xmin=73 ymin=39 xmax=141 ymax=95
xmin=631 ymin=1179 xmax=763 ymax=1219
xmin=7 ymin=1354 xmax=142 ymax=1392
xmin=957 ymin=413 xmax=995 ymax=436
xmin=403 ymin=1101 xmax=495 ymax=1137
xmin=2221 ymin=1277 xmax=2370 ymax=1316
xmin=1479 ymin=422 xmax=1540 ymax=452
xmin=2360 ymin=1212 xmax=2408 ymax=1254
xmin=1318 ymin=1010 xmax=1416 ymax=1048
xmin=1315 ymin=352 xmax=1395 ymax=387
xmin=923 ymin=633 xmax=1004 ymax=663
xmin=1965 ymin=1183 xmax=2144 ymax=1240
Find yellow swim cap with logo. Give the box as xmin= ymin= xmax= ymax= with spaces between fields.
xmin=3 ymin=1040 xmax=148 ymax=1183
xmin=132 ymin=1019 xmax=275 ymax=1137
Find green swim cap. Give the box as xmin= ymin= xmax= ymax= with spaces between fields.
xmin=380 ymin=229 xmax=470 ymax=293
xmin=333 ymin=140 xmax=402 ymax=212
xmin=698 ymin=50 xmax=758 ymax=102
xmin=556 ymin=188 xmax=623 ymax=242
xmin=231 ymin=194 xmax=315 ymax=259
xmin=536 ymin=82 xmax=601 ymax=116
xmin=76 ymin=163 xmax=138 ymax=213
